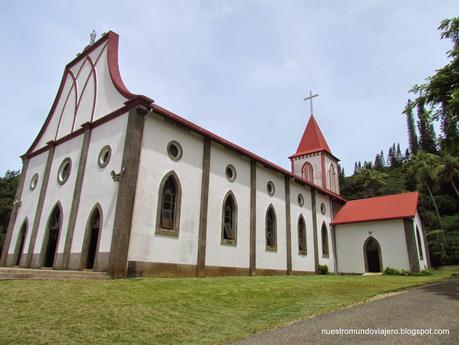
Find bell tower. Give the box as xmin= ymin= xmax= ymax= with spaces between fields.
xmin=289 ymin=115 xmax=340 ymax=194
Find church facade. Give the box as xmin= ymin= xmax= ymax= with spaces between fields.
xmin=0 ymin=32 xmax=430 ymax=278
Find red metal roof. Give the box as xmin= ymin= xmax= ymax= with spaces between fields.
xmin=292 ymin=115 xmax=332 ymax=157
xmin=332 ymin=192 xmax=419 ymax=225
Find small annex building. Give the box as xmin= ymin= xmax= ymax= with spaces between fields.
xmin=333 ymin=192 xmax=430 ymax=273
xmin=0 ymin=31 xmax=429 ymax=278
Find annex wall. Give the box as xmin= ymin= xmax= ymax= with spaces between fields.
xmin=205 ymin=142 xmax=251 ymax=269
xmin=128 ymin=114 xmax=204 ymax=267
xmin=335 ymin=219 xmax=410 ymax=273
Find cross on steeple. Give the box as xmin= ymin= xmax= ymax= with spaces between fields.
xmin=303 ymin=91 xmax=319 ymax=116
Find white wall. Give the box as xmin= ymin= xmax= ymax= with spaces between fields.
xmin=316 ymin=192 xmax=335 ymax=272
xmin=129 ymin=114 xmax=203 ymax=265
xmin=71 ymin=114 xmax=128 ymax=254
xmin=335 ymin=219 xmax=410 ymax=273
xmin=292 ymin=153 xmax=323 ymax=188
xmin=8 ymin=152 xmax=48 ymax=256
xmin=205 ymin=142 xmax=251 ymax=268
xmin=34 ymin=135 xmax=84 ymax=256
xmin=289 ymin=182 xmax=315 ymax=272
xmin=255 ymin=164 xmax=287 ymax=271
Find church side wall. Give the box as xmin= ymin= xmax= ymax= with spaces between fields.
xmin=316 ymin=192 xmax=335 ymax=272
xmin=289 ymin=182 xmax=315 ymax=272
xmin=128 ymin=115 xmax=203 ymax=268
xmin=6 ymin=152 xmax=48 ymax=266
xmin=335 ymin=219 xmax=410 ymax=273
xmin=205 ymin=142 xmax=251 ymax=269
xmin=70 ymin=114 xmax=129 ymax=271
xmin=255 ymin=165 xmax=287 ymax=271
xmin=32 ymin=135 xmax=84 ymax=267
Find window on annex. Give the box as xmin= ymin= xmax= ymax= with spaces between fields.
xmin=221 ymin=191 xmax=237 ymax=246
xmin=156 ymin=171 xmax=182 ymax=236
xmin=266 ymin=205 xmax=277 ymax=251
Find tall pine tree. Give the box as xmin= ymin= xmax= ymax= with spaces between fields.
xmin=403 ymin=100 xmax=419 ymax=155
xmin=417 ymin=96 xmax=437 ymax=154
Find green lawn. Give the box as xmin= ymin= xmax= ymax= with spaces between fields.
xmin=0 ymin=267 xmax=457 ymax=345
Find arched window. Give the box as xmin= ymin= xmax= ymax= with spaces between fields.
xmin=298 ymin=215 xmax=307 ymax=255
xmin=14 ymin=219 xmax=28 ymax=266
xmin=302 ymin=162 xmax=314 ymax=183
xmin=266 ymin=205 xmax=277 ymax=250
xmin=156 ymin=172 xmax=181 ymax=236
xmin=221 ymin=191 xmax=238 ymax=245
xmin=321 ymin=222 xmax=329 ymax=257
xmin=328 ymin=164 xmax=336 ymax=192
xmin=416 ymin=226 xmax=424 ymax=260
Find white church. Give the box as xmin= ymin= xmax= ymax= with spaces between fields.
xmin=0 ymin=32 xmax=430 ymax=278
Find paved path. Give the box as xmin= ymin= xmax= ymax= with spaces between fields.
xmin=231 ymin=277 xmax=458 ymax=345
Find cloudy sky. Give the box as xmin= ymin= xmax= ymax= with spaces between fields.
xmin=0 ymin=0 xmax=457 ymax=176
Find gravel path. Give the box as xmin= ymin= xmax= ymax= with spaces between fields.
xmin=230 ymin=277 xmax=458 ymax=345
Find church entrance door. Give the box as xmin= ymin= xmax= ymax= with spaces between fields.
xmin=365 ymin=237 xmax=382 ymax=272
xmin=44 ymin=206 xmax=61 ymax=268
xmin=85 ymin=208 xmax=100 ymax=270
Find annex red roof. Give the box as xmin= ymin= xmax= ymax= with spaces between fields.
xmin=291 ymin=115 xmax=332 ymax=158
xmin=332 ymin=192 xmax=419 ymax=225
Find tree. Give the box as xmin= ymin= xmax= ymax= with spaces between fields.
xmin=0 ymin=170 xmax=20 ymax=256
xmin=403 ymin=99 xmax=420 ymax=155
xmin=353 ymin=169 xmax=388 ymax=198
xmin=410 ymin=18 xmax=459 ymax=153
xmin=416 ymin=97 xmax=437 ymax=154
xmin=408 ymin=152 xmax=442 ymax=228
xmin=434 ymin=154 xmax=459 ymax=197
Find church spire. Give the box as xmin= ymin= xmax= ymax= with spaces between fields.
xmin=294 ymin=115 xmax=332 ymax=156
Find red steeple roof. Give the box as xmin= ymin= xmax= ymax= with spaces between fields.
xmin=293 ymin=115 xmax=332 ymax=157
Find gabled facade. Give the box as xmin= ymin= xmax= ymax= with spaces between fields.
xmin=0 ymin=32 xmax=428 ymax=278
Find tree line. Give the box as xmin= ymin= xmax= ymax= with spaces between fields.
xmin=341 ymin=18 xmax=459 ymax=266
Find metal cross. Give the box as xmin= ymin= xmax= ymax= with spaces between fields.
xmin=90 ymin=30 xmax=96 ymax=45
xmin=304 ymin=91 xmax=319 ymax=116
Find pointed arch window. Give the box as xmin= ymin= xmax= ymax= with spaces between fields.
xmin=321 ymin=222 xmax=329 ymax=258
xmin=302 ymin=162 xmax=314 ymax=183
xmin=416 ymin=225 xmax=424 ymax=260
xmin=328 ymin=164 xmax=336 ymax=192
xmin=156 ymin=172 xmax=182 ymax=236
xmin=266 ymin=206 xmax=277 ymax=251
xmin=298 ymin=215 xmax=307 ymax=255
xmin=14 ymin=219 xmax=28 ymax=266
xmin=221 ymin=192 xmax=237 ymax=246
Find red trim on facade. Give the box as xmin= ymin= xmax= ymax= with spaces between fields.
xmin=150 ymin=103 xmax=346 ymax=202
xmin=26 ymin=31 xmax=135 ymax=156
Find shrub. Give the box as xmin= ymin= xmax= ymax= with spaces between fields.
xmin=383 ymin=267 xmax=433 ymax=276
xmin=318 ymin=264 xmax=329 ymax=275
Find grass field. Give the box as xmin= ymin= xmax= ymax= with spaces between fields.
xmin=0 ymin=267 xmax=457 ymax=345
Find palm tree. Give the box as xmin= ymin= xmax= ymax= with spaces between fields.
xmin=354 ymin=169 xmax=388 ymax=198
xmin=434 ymin=154 xmax=459 ymax=198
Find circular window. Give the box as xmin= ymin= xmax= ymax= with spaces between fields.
xmin=225 ymin=164 xmax=237 ymax=182
xmin=167 ymin=141 xmax=183 ymax=161
xmin=320 ymin=203 xmax=326 ymax=215
xmin=267 ymin=181 xmax=275 ymax=196
xmin=30 ymin=173 xmax=39 ymax=191
xmin=298 ymin=193 xmax=304 ymax=206
xmin=98 ymin=145 xmax=111 ymax=168
xmin=58 ymin=158 xmax=72 ymax=185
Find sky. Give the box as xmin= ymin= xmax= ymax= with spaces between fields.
xmin=0 ymin=0 xmax=457 ymax=176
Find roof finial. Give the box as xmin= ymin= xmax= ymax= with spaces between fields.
xmin=303 ymin=91 xmax=319 ymax=116
xmin=90 ymin=30 xmax=97 ymax=45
